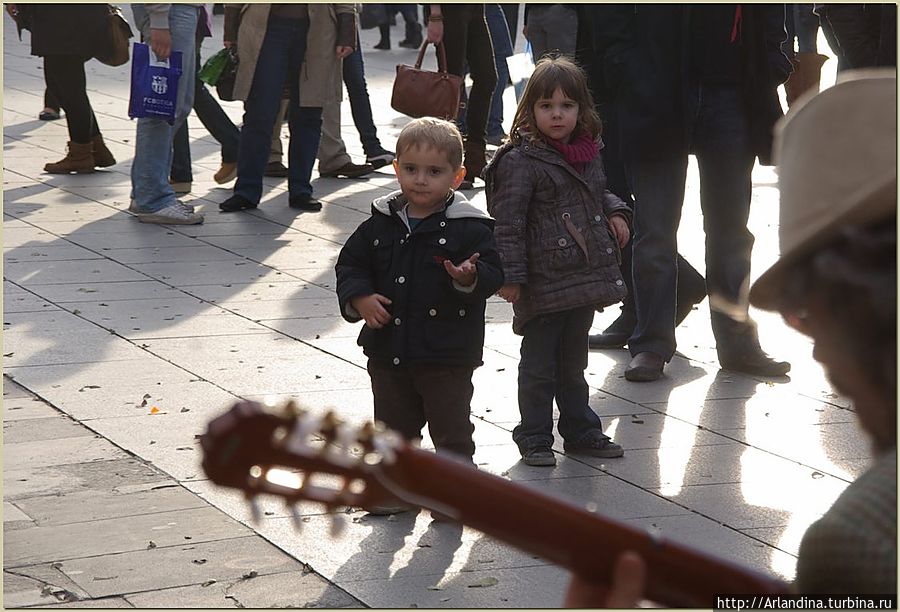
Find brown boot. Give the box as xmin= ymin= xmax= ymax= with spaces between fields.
xmin=784 ymin=52 xmax=829 ymax=107
xmin=44 ymin=141 xmax=95 ymax=174
xmin=461 ymin=141 xmax=487 ymax=189
xmin=91 ymin=134 xmax=116 ymax=168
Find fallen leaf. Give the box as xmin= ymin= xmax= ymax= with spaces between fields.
xmin=143 ymin=393 xmax=152 ymax=399
xmin=441 ymin=597 xmax=451 ymax=602
xmin=78 ymin=385 xmax=101 ymax=392
xmin=3 ymin=352 xmax=13 ymax=358
xmin=468 ymin=577 xmax=499 ymax=588
xmin=72 ymin=309 xmax=81 ymax=315
xmin=180 ymin=407 xmax=190 ymax=413
xmin=147 ymin=541 xmax=157 ymax=549
xmin=426 ymin=585 xmax=443 ymax=591
xmin=93 ymin=576 xmax=118 ymax=581
xmin=241 ymin=570 xmax=258 ymax=580
xmin=192 ymin=559 xmax=207 ymax=565
xmin=201 ymin=580 xmax=216 ymax=587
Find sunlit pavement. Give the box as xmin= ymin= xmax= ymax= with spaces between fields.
xmin=3 ymin=11 xmax=865 ymax=608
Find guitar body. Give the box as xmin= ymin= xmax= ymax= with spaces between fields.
xmin=201 ymin=401 xmax=791 ymax=607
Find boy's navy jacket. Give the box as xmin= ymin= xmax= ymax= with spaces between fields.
xmin=335 ymin=190 xmax=504 ymax=368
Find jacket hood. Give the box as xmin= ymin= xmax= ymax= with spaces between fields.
xmin=372 ymin=189 xmax=493 ymax=220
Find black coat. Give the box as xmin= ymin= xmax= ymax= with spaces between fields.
xmin=335 ymin=191 xmax=504 ymax=368
xmin=15 ymin=4 xmax=109 ymax=59
xmin=585 ymin=4 xmax=792 ymax=165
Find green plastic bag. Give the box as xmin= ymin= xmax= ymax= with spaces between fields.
xmin=198 ymin=47 xmax=232 ymax=86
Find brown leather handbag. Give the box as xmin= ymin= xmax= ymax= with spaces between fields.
xmin=95 ymin=4 xmax=133 ymax=67
xmin=391 ymin=41 xmax=464 ymax=121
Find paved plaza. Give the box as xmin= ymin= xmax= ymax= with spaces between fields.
xmin=2 ymin=10 xmax=868 ymax=609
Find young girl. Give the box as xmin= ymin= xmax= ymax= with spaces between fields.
xmin=483 ymin=57 xmax=631 ymax=467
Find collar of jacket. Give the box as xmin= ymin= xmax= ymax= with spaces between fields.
xmin=493 ymin=135 xmax=606 ymax=189
xmin=371 ymin=189 xmax=494 ymax=221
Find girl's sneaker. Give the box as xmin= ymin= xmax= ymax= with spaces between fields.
xmin=564 ymin=432 xmax=624 ymax=458
xmin=521 ymin=447 xmax=557 ymax=467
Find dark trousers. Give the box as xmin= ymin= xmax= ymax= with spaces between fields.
xmin=234 ymin=16 xmax=322 ymax=203
xmin=368 ymin=361 xmax=476 ymax=461
xmin=43 ymin=54 xmax=100 ymax=144
xmin=342 ymin=42 xmax=385 ymax=156
xmin=171 ymin=50 xmax=241 ymax=182
xmin=44 ymin=86 xmax=60 ymax=112
xmin=441 ymin=4 xmax=497 ymax=147
xmin=513 ymin=306 xmax=605 ymax=452
xmin=628 ymin=84 xmax=755 ymax=361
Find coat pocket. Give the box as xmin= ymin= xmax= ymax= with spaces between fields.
xmin=542 ymin=234 xmax=586 ymax=274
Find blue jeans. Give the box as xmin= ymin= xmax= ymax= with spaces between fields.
xmin=130 ymin=4 xmax=199 ymax=212
xmin=512 ymin=306 xmax=605 ymax=452
xmin=342 ymin=42 xmax=385 ymax=156
xmin=233 ymin=17 xmax=322 ymax=203
xmin=171 ymin=48 xmax=241 ymax=183
xmin=628 ymin=84 xmax=755 ymax=360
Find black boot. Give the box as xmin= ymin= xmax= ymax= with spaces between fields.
xmin=399 ymin=21 xmax=423 ymax=48
xmin=588 ymin=310 xmax=636 ymax=350
xmin=712 ymin=312 xmax=791 ymax=377
xmin=374 ymin=24 xmax=391 ymax=50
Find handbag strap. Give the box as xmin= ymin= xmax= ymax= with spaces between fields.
xmin=414 ymin=41 xmax=450 ymax=74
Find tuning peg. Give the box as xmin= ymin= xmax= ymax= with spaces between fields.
xmin=334 ymin=422 xmax=357 ymax=451
xmin=289 ymin=503 xmax=304 ymax=532
xmin=330 ymin=513 xmax=347 ymax=537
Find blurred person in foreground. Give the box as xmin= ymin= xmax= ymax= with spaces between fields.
xmin=566 ymin=69 xmax=897 ymax=605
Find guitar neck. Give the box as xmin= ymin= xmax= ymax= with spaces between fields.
xmin=382 ymin=445 xmax=790 ymax=607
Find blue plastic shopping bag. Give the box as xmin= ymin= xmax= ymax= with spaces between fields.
xmin=128 ymin=42 xmax=183 ymax=124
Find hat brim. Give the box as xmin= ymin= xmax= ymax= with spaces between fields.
xmin=750 ymin=181 xmax=897 ymax=311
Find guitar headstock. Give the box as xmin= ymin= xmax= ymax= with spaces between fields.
xmin=200 ymin=400 xmax=407 ymax=518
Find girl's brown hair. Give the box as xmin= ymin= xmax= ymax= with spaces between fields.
xmin=508 ymin=56 xmax=602 ymax=145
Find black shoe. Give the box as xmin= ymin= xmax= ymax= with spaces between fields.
xmin=366 ymin=151 xmax=395 ymax=169
xmin=564 ymin=432 xmax=624 ymax=458
xmin=624 ymin=352 xmax=666 ymax=382
xmin=374 ymin=39 xmax=391 ymax=50
xmin=521 ymin=447 xmax=557 ymax=467
xmin=289 ymin=194 xmax=322 ymax=211
xmin=219 ymin=194 xmax=257 ymax=212
xmin=712 ymin=312 xmax=791 ymax=377
xmin=39 ymin=108 xmax=61 ymax=121
xmin=719 ymin=350 xmax=791 ymax=377
xmin=320 ymin=162 xmax=375 ymax=178
xmin=588 ymin=311 xmax=637 ymax=350
xmin=264 ymin=161 xmax=288 ymax=178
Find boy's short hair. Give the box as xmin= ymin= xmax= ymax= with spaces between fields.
xmin=395 ymin=118 xmax=464 ymax=169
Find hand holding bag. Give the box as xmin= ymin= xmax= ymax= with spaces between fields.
xmin=391 ymin=41 xmax=464 ymax=121
xmin=128 ymin=42 xmax=183 ymax=124
xmin=95 ymin=4 xmax=133 ymax=67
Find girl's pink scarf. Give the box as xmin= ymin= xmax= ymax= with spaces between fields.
xmin=546 ymin=132 xmax=599 ymax=174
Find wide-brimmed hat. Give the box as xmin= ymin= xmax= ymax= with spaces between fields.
xmin=750 ymin=69 xmax=897 ymax=311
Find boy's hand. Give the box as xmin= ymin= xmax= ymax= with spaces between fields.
xmin=609 ymin=214 xmax=630 ymax=248
xmin=350 ymin=294 xmax=392 ymax=329
xmin=564 ymin=551 xmax=647 ymax=608
xmin=444 ymin=253 xmax=479 ymax=287
xmin=498 ymin=283 xmax=521 ymax=304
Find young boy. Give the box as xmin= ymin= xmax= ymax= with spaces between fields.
xmin=335 ymin=118 xmax=504 ymax=464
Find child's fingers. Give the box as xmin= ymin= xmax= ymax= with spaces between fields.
xmin=467 ymin=253 xmax=480 ymax=265
xmin=373 ymin=293 xmax=392 ymax=305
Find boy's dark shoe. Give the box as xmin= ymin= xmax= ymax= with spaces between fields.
xmin=264 ymin=161 xmax=289 ymax=177
xmin=289 ymin=194 xmax=323 ymax=212
xmin=564 ymin=432 xmax=624 ymax=458
xmin=219 ymin=194 xmax=257 ymax=212
xmin=320 ymin=162 xmax=375 ymax=178
xmin=624 ymin=352 xmax=665 ymax=382
xmin=521 ymin=447 xmax=557 ymax=467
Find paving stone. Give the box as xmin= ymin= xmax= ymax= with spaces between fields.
xmin=39 ymin=596 xmax=133 ymax=608
xmin=4 ymin=459 xmax=169 ymax=501
xmin=4 ymin=259 xmax=147 ymax=286
xmin=4 ymin=569 xmax=91 ymax=608
xmin=4 ymin=290 xmax=61 ymax=314
xmin=41 ymin=536 xmax=307 ymax=599
xmin=13 ymin=486 xmax=208 ymax=527
xmin=3 ymin=396 xmax=61 ymax=421
xmin=3 ymin=416 xmax=94 ymax=444
xmin=184 ymin=279 xmax=334 ymax=302
xmin=20 ymin=280 xmax=185 ymax=304
xmin=5 ymin=436 xmax=127 ymax=471
xmin=4 ymin=506 xmax=253 ymax=566
xmin=4 ymin=502 xmax=32 ymax=523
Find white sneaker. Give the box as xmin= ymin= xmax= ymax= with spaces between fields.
xmin=137 ymin=202 xmax=204 ymax=225
xmin=130 ymin=199 xmax=195 ymax=214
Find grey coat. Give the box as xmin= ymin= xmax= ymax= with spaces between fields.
xmin=484 ymin=138 xmax=631 ymax=334
xmin=229 ymin=3 xmax=355 ymax=107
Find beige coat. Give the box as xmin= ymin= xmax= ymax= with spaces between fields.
xmin=232 ymin=3 xmax=354 ymax=107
